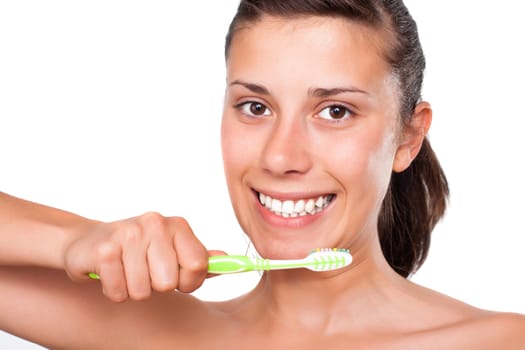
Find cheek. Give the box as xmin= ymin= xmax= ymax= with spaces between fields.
xmin=220 ymin=114 xmax=260 ymax=187
xmin=361 ymin=132 xmax=397 ymax=199
xmin=324 ymin=127 xmax=396 ymax=198
xmin=220 ymin=116 xmax=240 ymax=183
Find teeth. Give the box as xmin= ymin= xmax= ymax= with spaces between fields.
xmin=264 ymin=195 xmax=272 ymax=208
xmin=259 ymin=192 xmax=266 ymax=205
xmin=271 ymin=199 xmax=282 ymax=212
xmin=294 ymin=200 xmax=305 ymax=213
xmin=258 ymin=192 xmax=333 ymax=218
xmin=282 ymin=200 xmax=294 ymax=214
xmin=305 ymin=199 xmax=315 ymax=214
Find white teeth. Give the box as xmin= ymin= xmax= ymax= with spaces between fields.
xmin=305 ymin=199 xmax=315 ymax=214
xmin=257 ymin=191 xmax=333 ymax=218
xmin=264 ymin=195 xmax=272 ymax=208
xmin=271 ymin=199 xmax=282 ymax=212
xmin=294 ymin=200 xmax=305 ymax=213
xmin=282 ymin=200 xmax=294 ymax=214
xmin=259 ymin=192 xmax=266 ymax=205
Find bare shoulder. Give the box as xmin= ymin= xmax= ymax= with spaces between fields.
xmin=400 ymin=281 xmax=525 ymax=349
xmin=470 ymin=311 xmax=525 ymax=347
xmin=411 ymin=311 xmax=525 ymax=350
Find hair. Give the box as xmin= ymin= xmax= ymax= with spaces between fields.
xmin=225 ymin=0 xmax=449 ymax=278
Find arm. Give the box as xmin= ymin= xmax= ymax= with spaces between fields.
xmin=0 ymin=192 xmax=210 ymax=348
xmin=0 ymin=192 xmax=91 ymax=269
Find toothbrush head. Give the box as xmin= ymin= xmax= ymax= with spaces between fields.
xmin=303 ymin=248 xmax=352 ymax=272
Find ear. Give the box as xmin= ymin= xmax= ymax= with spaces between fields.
xmin=392 ymin=101 xmax=432 ymax=173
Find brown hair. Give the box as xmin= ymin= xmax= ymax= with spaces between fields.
xmin=225 ymin=0 xmax=449 ymax=278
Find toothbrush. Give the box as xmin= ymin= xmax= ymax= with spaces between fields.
xmin=208 ymin=248 xmax=352 ymax=274
xmin=88 ymin=248 xmax=352 ymax=279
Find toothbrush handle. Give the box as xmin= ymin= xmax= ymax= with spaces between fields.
xmin=88 ymin=255 xmax=262 ymax=279
xmin=208 ymin=255 xmax=261 ymax=274
xmin=89 ymin=256 xmax=297 ymax=279
xmin=207 ymin=256 xmax=305 ymax=274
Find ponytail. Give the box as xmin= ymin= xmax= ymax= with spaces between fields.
xmin=378 ymin=138 xmax=449 ymax=277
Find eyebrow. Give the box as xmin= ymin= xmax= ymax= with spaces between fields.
xmin=229 ymin=80 xmax=369 ymax=97
xmin=229 ymin=80 xmax=270 ymax=95
xmin=308 ymin=86 xmax=369 ymax=97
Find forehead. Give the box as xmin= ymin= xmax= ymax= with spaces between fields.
xmin=226 ymin=15 xmax=392 ymax=93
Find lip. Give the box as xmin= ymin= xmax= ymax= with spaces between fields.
xmin=252 ymin=189 xmax=335 ymax=229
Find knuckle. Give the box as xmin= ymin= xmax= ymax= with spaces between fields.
xmin=152 ymin=279 xmax=177 ymax=293
xmin=95 ymin=241 xmax=121 ymax=263
xmin=120 ymin=222 xmax=143 ymax=243
xmin=140 ymin=212 xmax=170 ymax=239
xmin=140 ymin=211 xmax=165 ymax=230
xmin=129 ymin=289 xmax=151 ymax=301
xmin=177 ymin=284 xmax=191 ymax=293
xmin=184 ymin=258 xmax=208 ymax=274
xmin=104 ymin=289 xmax=128 ymax=303
xmin=171 ymin=216 xmax=190 ymax=229
xmin=178 ymin=278 xmax=204 ymax=294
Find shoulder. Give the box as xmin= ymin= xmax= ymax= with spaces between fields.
xmin=474 ymin=312 xmax=525 ymax=347
xmin=430 ymin=311 xmax=525 ymax=349
xmin=402 ymin=281 xmax=525 ymax=348
xmin=408 ymin=309 xmax=525 ymax=349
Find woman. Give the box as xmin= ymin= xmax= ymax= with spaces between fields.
xmin=1 ymin=0 xmax=524 ymax=348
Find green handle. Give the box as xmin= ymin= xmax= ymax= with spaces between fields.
xmin=207 ymin=255 xmax=255 ymax=274
xmin=88 ymin=255 xmax=255 ymax=279
xmin=87 ymin=272 xmax=100 ymax=279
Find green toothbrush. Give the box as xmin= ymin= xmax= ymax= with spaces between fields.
xmin=88 ymin=248 xmax=352 ymax=279
xmin=208 ymin=248 xmax=352 ymax=274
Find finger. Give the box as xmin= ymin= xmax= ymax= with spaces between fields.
xmin=208 ymin=250 xmax=228 ymax=257
xmin=121 ymin=226 xmax=152 ymax=300
xmin=171 ymin=218 xmax=208 ymax=293
xmin=64 ymin=252 xmax=96 ymax=283
xmin=96 ymin=242 xmax=128 ymax=302
xmin=147 ymin=236 xmax=179 ymax=292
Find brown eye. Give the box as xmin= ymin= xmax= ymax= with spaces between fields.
xmin=250 ymin=102 xmax=267 ymax=115
xmin=318 ymin=105 xmax=352 ymax=121
xmin=237 ymin=102 xmax=271 ymax=117
xmin=329 ymin=106 xmax=346 ymax=119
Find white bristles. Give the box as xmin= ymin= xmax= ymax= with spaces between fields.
xmin=304 ymin=248 xmax=352 ymax=272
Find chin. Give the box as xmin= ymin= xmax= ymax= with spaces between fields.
xmin=251 ymin=239 xmax=321 ymax=260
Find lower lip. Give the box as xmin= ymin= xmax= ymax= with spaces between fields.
xmin=254 ymin=193 xmax=331 ymax=229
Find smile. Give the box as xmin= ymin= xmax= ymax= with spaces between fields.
xmin=257 ymin=192 xmax=335 ymax=218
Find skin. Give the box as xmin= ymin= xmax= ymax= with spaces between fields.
xmin=0 ymin=15 xmax=524 ymax=350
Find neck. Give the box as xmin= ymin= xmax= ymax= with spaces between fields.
xmin=245 ymin=239 xmax=407 ymax=334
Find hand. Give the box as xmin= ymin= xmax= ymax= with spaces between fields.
xmin=63 ymin=212 xmax=214 ymax=302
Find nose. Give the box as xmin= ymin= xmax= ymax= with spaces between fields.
xmin=260 ymin=117 xmax=313 ymax=176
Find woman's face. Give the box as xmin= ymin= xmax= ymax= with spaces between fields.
xmin=221 ymin=16 xmax=405 ymax=259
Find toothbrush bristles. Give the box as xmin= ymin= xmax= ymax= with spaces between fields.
xmin=306 ymin=248 xmax=352 ymax=271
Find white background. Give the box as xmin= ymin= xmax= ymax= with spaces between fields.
xmin=1 ymin=1 xmax=524 ymax=348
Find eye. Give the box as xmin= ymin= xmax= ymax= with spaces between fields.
xmin=317 ymin=105 xmax=353 ymax=121
xmin=236 ymin=101 xmax=271 ymax=117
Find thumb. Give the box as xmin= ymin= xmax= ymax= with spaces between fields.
xmin=207 ymin=250 xmax=228 ymax=257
